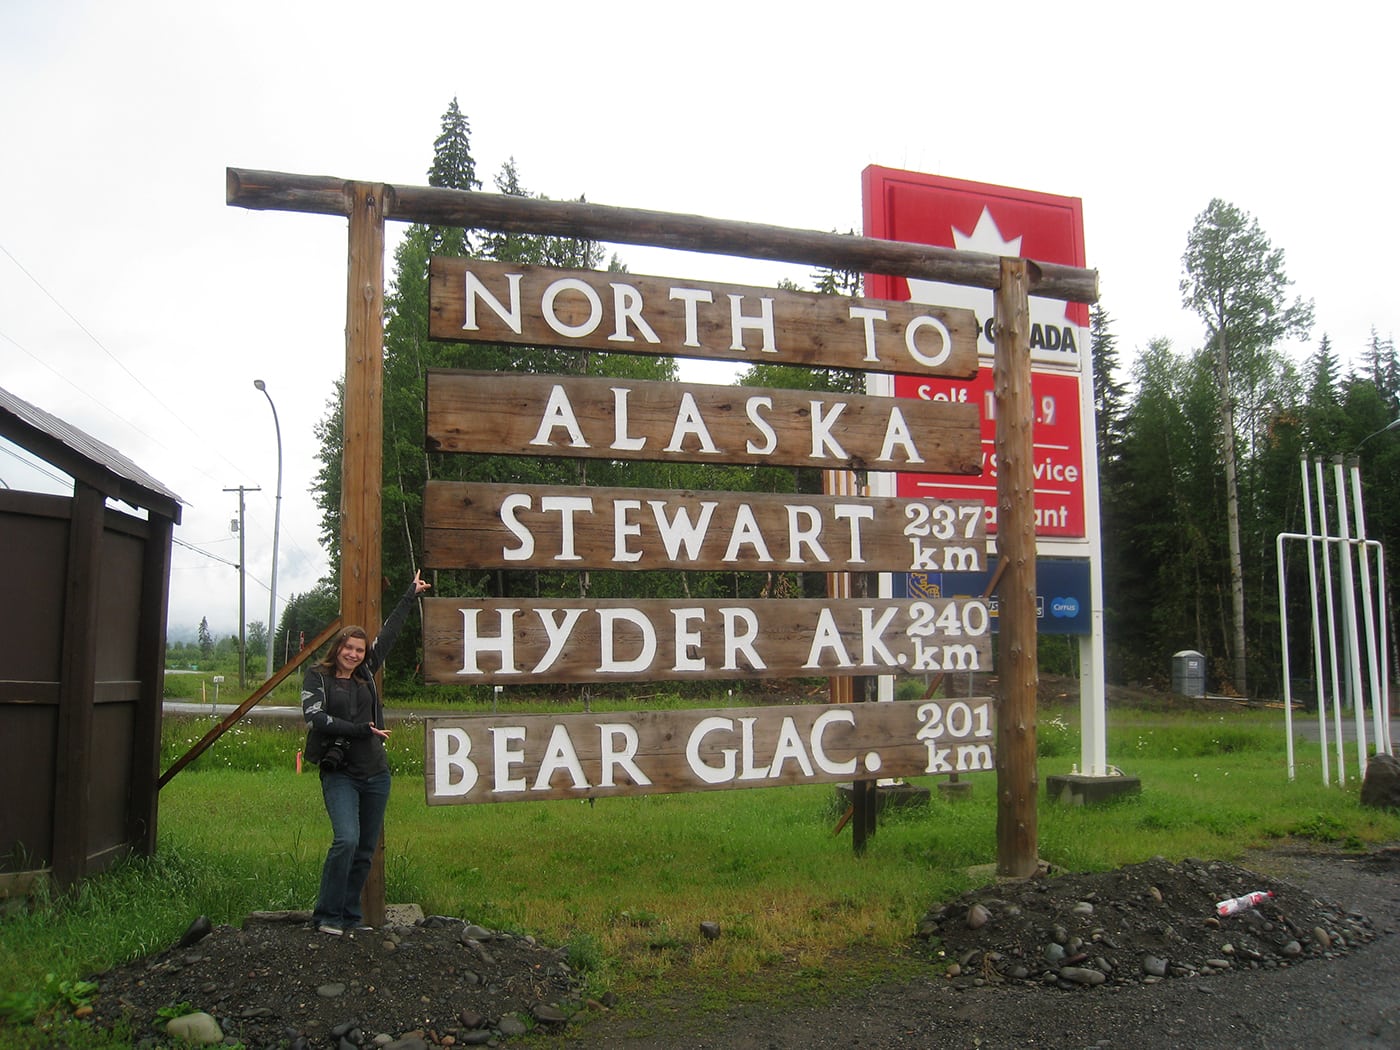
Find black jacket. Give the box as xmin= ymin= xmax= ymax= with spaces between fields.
xmin=301 ymin=580 xmax=420 ymax=772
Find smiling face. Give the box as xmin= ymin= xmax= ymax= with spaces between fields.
xmin=333 ymin=634 xmax=367 ymax=677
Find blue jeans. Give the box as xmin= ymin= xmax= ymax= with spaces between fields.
xmin=313 ymin=770 xmax=391 ymax=928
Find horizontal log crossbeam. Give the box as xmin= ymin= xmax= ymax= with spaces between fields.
xmin=227 ymin=168 xmax=1098 ymax=305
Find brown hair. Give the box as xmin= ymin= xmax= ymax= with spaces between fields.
xmin=314 ymin=625 xmax=368 ymax=674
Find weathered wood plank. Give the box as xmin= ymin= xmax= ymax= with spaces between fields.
xmin=422 ymin=596 xmax=992 ymax=685
xmin=423 ymin=481 xmax=985 ymax=573
xmin=425 ymin=370 xmax=982 ymax=474
xmin=424 ymin=697 xmax=996 ymax=804
xmin=429 ymin=258 xmax=980 ymax=377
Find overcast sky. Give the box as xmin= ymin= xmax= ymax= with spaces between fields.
xmin=2 ymin=0 xmax=1394 ymax=641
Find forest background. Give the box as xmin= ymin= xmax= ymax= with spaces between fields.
xmin=166 ymin=100 xmax=1400 ymax=704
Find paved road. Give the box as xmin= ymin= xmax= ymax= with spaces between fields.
xmin=1288 ymin=707 xmax=1397 ymax=747
xmin=163 ymin=702 xmax=428 ymax=723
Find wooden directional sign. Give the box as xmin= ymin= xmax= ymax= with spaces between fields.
xmin=423 ymin=481 xmax=985 ymax=573
xmin=425 ymin=370 xmax=982 ymax=474
xmin=428 ymin=258 xmax=980 ymax=377
xmin=425 ymin=697 xmax=996 ymax=804
xmin=421 ymin=596 xmax=991 ymax=685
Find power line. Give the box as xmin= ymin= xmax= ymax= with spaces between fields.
xmin=0 ymin=243 xmax=262 ymax=492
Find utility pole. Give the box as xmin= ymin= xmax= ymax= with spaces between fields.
xmin=224 ymin=484 xmax=260 ymax=690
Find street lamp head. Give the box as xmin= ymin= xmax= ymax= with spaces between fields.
xmin=253 ymin=379 xmax=267 ymax=392
xmin=1353 ymin=416 xmax=1400 ymax=455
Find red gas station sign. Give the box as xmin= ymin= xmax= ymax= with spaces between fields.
xmin=895 ymin=369 xmax=1084 ymax=536
xmin=863 ymin=167 xmax=1091 ymax=539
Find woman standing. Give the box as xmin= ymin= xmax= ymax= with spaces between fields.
xmin=301 ymin=571 xmax=430 ymax=934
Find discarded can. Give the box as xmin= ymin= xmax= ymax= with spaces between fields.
xmin=1216 ymin=890 xmax=1274 ymax=917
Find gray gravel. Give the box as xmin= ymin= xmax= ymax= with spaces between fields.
xmin=551 ymin=844 xmax=1400 ymax=1049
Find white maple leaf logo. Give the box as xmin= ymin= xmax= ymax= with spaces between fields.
xmin=907 ymin=207 xmax=1079 ymax=364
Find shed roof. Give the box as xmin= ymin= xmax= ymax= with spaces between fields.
xmin=0 ymin=385 xmax=183 ymax=523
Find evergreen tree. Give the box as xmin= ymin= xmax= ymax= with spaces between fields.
xmin=427 ymin=97 xmax=481 ymax=256
xmin=1362 ymin=328 xmax=1400 ymax=408
xmin=1090 ymin=305 xmax=1127 ymax=466
xmin=1302 ymin=334 xmax=1347 ymax=453
xmin=197 ymin=616 xmax=213 ymax=660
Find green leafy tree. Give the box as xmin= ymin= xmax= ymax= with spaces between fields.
xmin=197 ymin=617 xmax=213 ymax=660
xmin=1180 ymin=199 xmax=1313 ymax=694
xmin=247 ymin=620 xmax=267 ymax=659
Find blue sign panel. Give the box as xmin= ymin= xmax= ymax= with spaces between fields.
xmin=897 ymin=558 xmax=1092 ymax=635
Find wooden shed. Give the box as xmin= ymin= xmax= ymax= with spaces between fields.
xmin=0 ymin=386 xmax=182 ymax=893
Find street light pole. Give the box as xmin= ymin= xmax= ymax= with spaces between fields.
xmin=1353 ymin=417 xmax=1400 ymax=455
xmin=254 ymin=379 xmax=283 ymax=682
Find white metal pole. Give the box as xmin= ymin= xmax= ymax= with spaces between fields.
xmin=1332 ymin=455 xmax=1369 ymax=779
xmin=1315 ymin=457 xmax=1346 ymax=784
xmin=1299 ymin=458 xmax=1330 ymax=784
xmin=1275 ymin=531 xmax=1296 ymax=781
xmin=1349 ymin=458 xmax=1387 ymax=758
xmin=1378 ymin=548 xmax=1394 ymax=754
xmin=254 ymin=379 xmax=283 ymax=682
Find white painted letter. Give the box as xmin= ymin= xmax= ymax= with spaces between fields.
xmin=432 ymin=727 xmax=478 ymax=796
xmin=728 ymin=294 xmax=776 ymax=352
xmin=810 ymin=401 xmax=848 ymax=459
xmin=848 ymin=306 xmax=887 ymax=363
xmin=598 ymin=608 xmax=657 ymax=673
xmin=610 ymin=283 xmax=660 ymax=344
xmin=804 ymin=608 xmax=853 ymax=668
xmin=611 ymin=387 xmax=647 ymax=452
xmin=721 ymin=607 xmax=765 ymax=671
xmin=459 ymin=608 xmax=519 ymax=675
xmin=665 ymin=392 xmax=721 ymax=454
xmin=811 ymin=709 xmax=858 ymax=775
xmin=722 ymin=505 xmax=772 ymax=563
xmin=613 ymin=499 xmax=643 ymax=563
xmin=542 ymin=277 xmax=603 ymax=339
xmin=533 ymin=724 xmax=591 ymax=791
xmin=687 ymin=716 xmax=737 ymax=784
xmin=491 ymin=726 xmax=527 ymax=793
xmin=529 ymin=386 xmax=589 ymax=448
xmin=785 ymin=505 xmax=827 ymax=564
xmin=905 ymin=315 xmax=953 ymax=367
xmin=669 ymin=287 xmax=713 ymax=347
xmin=745 ymin=396 xmax=777 ymax=455
xmin=500 ymin=493 xmax=534 ymax=561
xmin=531 ymin=608 xmax=585 ymax=675
xmin=541 ymin=495 xmax=593 ymax=561
xmin=598 ymin=723 xmax=652 ymax=787
xmin=463 ymin=270 xmax=523 ymax=333
xmin=833 ymin=504 xmax=875 ymax=562
xmin=878 ymin=406 xmax=924 ymax=464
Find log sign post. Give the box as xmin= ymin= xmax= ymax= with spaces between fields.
xmin=419 ymin=259 xmax=996 ymax=819
xmin=226 ymin=167 xmax=1098 ymax=893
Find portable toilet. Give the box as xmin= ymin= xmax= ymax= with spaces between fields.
xmin=1171 ymin=650 xmax=1206 ymax=697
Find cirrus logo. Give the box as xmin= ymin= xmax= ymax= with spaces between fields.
xmin=1050 ymin=596 xmax=1079 ymax=618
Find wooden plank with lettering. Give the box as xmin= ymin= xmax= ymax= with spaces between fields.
xmin=425 ymin=370 xmax=982 ymax=474
xmin=422 ymin=596 xmax=992 ymax=685
xmin=424 ymin=697 xmax=996 ymax=804
xmin=423 ymin=481 xmax=985 ymax=573
xmin=428 ymin=258 xmax=980 ymax=378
